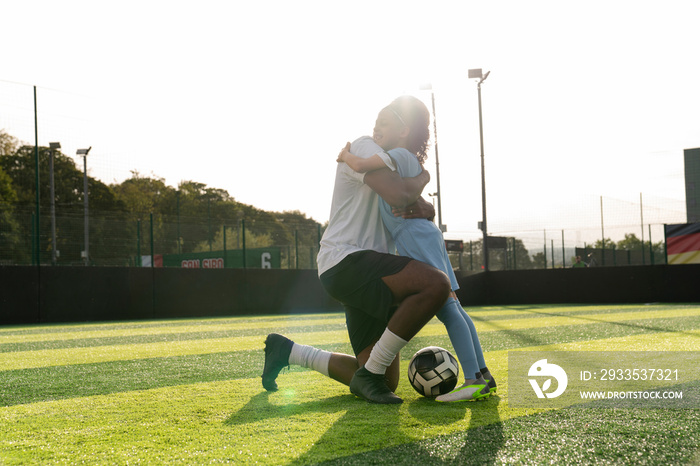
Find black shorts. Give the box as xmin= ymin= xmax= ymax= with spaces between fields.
xmin=320 ymin=250 xmax=412 ymax=356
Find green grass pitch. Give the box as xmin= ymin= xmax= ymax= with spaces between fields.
xmin=1 ymin=303 xmax=699 ymax=465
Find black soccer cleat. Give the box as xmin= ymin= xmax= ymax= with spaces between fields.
xmin=261 ymin=333 xmax=294 ymax=391
xmin=349 ymin=366 xmax=403 ymax=404
xmin=482 ymin=369 xmax=497 ymax=394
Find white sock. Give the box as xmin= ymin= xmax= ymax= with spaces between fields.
xmin=364 ymin=329 xmax=407 ymax=375
xmin=289 ymin=343 xmax=332 ymax=376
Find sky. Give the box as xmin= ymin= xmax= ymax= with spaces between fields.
xmin=2 ymin=0 xmax=699 ymax=248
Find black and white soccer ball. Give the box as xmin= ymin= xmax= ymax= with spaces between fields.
xmin=407 ymin=346 xmax=460 ymax=397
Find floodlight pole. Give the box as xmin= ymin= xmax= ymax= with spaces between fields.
xmin=420 ymin=83 xmax=445 ymax=232
xmin=469 ymin=69 xmax=490 ymax=271
xmin=78 ymin=147 xmax=92 ymax=265
xmin=33 ymin=86 xmax=40 ymax=266
xmin=49 ymin=142 xmax=61 ymax=265
xmin=431 ymin=91 xmax=446 ymax=232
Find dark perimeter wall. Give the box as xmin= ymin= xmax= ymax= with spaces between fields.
xmin=0 ymin=266 xmax=341 ymax=325
xmin=1 ymin=265 xmax=698 ymax=325
xmin=456 ymin=265 xmax=700 ymax=306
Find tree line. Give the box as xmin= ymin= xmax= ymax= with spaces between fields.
xmin=0 ymin=130 xmax=324 ymax=266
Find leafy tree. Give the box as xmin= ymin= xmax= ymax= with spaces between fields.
xmin=580 ymin=233 xmax=667 ymax=266
xmin=111 ymin=175 xmax=324 ymax=266
xmin=113 ymin=171 xmax=174 ymax=214
xmin=274 ymin=210 xmax=322 ymax=247
xmin=0 ymin=166 xmax=17 ymax=204
xmin=591 ymin=238 xmax=614 ymax=249
xmin=1 ymin=141 xmax=127 ymax=264
xmin=509 ymin=238 xmax=534 ymax=269
xmin=616 ymin=233 xmax=644 ymax=250
xmin=0 ymin=164 xmax=21 ymax=262
xmin=531 ymin=252 xmax=546 ymax=269
xmin=0 ymin=131 xmax=25 ymax=263
xmin=0 ymin=132 xmax=20 ymax=208
xmin=175 ymin=181 xmax=243 ymax=254
xmin=0 ymin=130 xmax=20 ymax=156
xmin=193 ymin=227 xmax=272 ymax=253
xmin=0 ymin=130 xmax=325 ymax=267
xmin=615 ymin=233 xmax=665 ymax=262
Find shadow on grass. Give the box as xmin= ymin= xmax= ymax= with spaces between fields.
xmin=225 ymin=391 xmax=357 ymax=426
xmin=402 ymin=395 xmax=504 ymax=465
xmin=226 ymin=390 xmax=407 ymax=465
xmin=290 ymin=394 xmax=504 ymax=465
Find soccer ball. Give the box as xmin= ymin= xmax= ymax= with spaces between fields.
xmin=407 ymin=346 xmax=459 ymax=397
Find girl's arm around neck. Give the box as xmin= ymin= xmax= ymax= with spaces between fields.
xmin=338 ymin=146 xmax=387 ymax=174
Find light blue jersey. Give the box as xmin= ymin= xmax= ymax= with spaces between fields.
xmin=378 ymin=148 xmax=459 ymax=291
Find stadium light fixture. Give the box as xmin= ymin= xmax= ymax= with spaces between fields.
xmin=419 ymin=83 xmax=446 ymax=232
xmin=49 ymin=142 xmax=61 ymax=265
xmin=469 ymin=68 xmax=490 ymax=271
xmin=77 ymin=147 xmax=92 ymax=265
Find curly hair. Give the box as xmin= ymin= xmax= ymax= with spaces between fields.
xmin=388 ymin=95 xmax=431 ymax=164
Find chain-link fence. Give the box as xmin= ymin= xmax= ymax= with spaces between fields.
xmin=443 ymin=193 xmax=686 ymax=271
xmin=5 ymin=202 xmax=681 ymax=270
xmin=0 ymin=205 xmax=323 ymax=269
xmin=1 ymin=80 xmax=691 ymax=271
xmin=1 ymin=164 xmax=687 ymax=270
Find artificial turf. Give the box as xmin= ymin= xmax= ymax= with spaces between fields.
xmin=0 ymin=303 xmax=698 ymax=464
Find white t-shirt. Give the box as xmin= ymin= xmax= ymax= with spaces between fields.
xmin=317 ymin=136 xmax=397 ymax=276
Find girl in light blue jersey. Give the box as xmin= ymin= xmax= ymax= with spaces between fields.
xmin=337 ymin=95 xmax=496 ymax=402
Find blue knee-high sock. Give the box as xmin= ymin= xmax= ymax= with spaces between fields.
xmin=436 ymin=297 xmax=480 ymax=379
xmin=456 ymin=299 xmax=486 ymax=369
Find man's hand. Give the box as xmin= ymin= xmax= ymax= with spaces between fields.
xmin=392 ymin=197 xmax=435 ymax=220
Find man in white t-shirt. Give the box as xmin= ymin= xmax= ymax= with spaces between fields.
xmin=262 ymin=99 xmax=451 ymax=404
xmin=317 ymin=136 xmax=400 ymax=274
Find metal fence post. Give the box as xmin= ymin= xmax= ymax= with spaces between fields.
xmin=30 ymin=212 xmax=35 ymax=265
xmin=176 ymin=190 xmax=181 ymax=254
xmin=469 ymin=241 xmax=473 ymax=271
xmin=294 ymin=230 xmax=299 ymax=269
xmin=561 ymin=230 xmax=565 ymax=268
xmin=551 ymin=240 xmax=554 ymax=269
xmin=649 ymin=224 xmax=654 ymax=265
xmin=317 ymin=224 xmax=322 ymax=268
xmin=241 ymin=219 xmax=246 ymax=269
xmin=543 ymin=230 xmax=547 ymax=270
xmin=149 ymin=213 xmax=154 ymax=268
xmin=137 ymin=219 xmax=141 ymax=267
